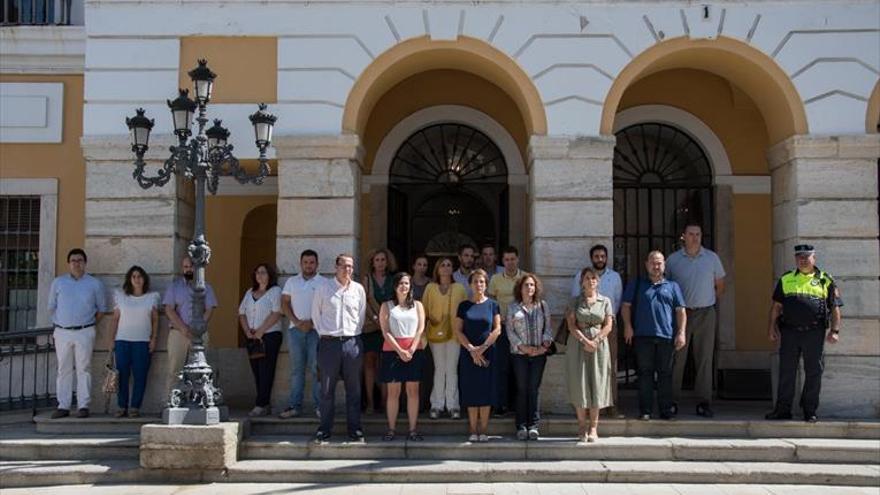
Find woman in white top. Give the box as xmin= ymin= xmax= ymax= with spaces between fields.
xmin=238 ymin=263 xmax=283 ymax=417
xmin=379 ymin=272 xmax=426 ymax=441
xmin=110 ymin=265 xmax=160 ymax=418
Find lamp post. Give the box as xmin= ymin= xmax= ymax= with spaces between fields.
xmin=125 ymin=59 xmax=277 ymax=425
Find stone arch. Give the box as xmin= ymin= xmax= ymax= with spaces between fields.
xmin=602 ymin=36 xmax=808 ymax=144
xmin=342 ymin=36 xmax=547 ymax=138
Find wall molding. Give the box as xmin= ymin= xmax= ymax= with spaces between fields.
xmin=0 ymin=26 xmax=85 ymax=74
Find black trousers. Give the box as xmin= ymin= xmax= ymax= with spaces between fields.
xmin=634 ymin=336 xmax=675 ymax=416
xmin=776 ymin=326 xmax=825 ymax=414
xmin=249 ymin=331 xmax=283 ymax=407
xmin=511 ymin=354 xmax=547 ymax=429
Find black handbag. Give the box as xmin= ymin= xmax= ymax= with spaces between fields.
xmin=245 ymin=338 xmax=266 ymax=359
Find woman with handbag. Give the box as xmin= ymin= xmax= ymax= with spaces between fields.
xmin=566 ymin=267 xmax=614 ymax=442
xmin=239 ymin=263 xmax=283 ymax=417
xmin=109 ymin=265 xmax=160 ymax=418
xmin=422 ymin=256 xmax=467 ymax=419
xmin=379 ymin=272 xmax=426 ymax=441
xmin=362 ymin=248 xmax=397 ymax=414
xmin=506 ymin=273 xmax=553 ymax=440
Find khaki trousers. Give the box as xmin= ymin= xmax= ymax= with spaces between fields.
xmin=165 ymin=328 xmax=191 ymax=396
xmin=672 ymin=306 xmax=716 ymax=404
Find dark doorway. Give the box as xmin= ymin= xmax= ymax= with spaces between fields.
xmin=612 ymin=122 xmax=715 ymax=388
xmin=387 ymin=123 xmax=508 ymax=268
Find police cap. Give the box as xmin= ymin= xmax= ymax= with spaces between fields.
xmin=794 ymin=244 xmax=815 ymax=255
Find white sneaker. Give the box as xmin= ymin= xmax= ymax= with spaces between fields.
xmin=478 ymin=434 xmax=489 ymax=443
xmin=467 ymin=433 xmax=479 ymax=442
xmin=429 ymin=409 xmax=440 ymax=419
xmin=516 ymin=427 xmax=528 ymax=441
xmin=450 ymin=409 xmax=461 ymax=419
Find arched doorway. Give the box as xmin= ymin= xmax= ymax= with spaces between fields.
xmin=612 ymin=122 xmax=715 ymax=389
xmin=238 ymin=203 xmax=277 ymax=347
xmin=388 ymin=123 xmax=508 ymax=266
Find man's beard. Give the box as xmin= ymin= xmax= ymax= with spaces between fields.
xmin=183 ymin=272 xmax=194 ymax=281
xmin=593 ymin=261 xmax=606 ymax=271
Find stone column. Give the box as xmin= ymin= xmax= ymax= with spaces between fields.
xmin=81 ymin=135 xmax=194 ymax=413
xmin=273 ymin=134 xmax=363 ymax=277
xmin=767 ymin=134 xmax=880 ymax=417
xmin=528 ymin=135 xmax=615 ymax=414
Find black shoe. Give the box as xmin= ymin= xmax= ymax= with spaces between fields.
xmin=669 ymin=402 xmax=678 ymax=416
xmin=696 ymin=402 xmax=714 ymax=418
xmin=804 ymin=413 xmax=818 ymax=423
xmin=765 ymin=409 xmax=793 ymax=420
xmin=76 ymin=408 xmax=90 ymax=418
xmin=313 ymin=431 xmax=330 ymax=445
xmin=51 ymin=409 xmax=69 ymax=419
xmin=348 ymin=429 xmax=365 ymax=443
xmin=659 ymin=411 xmax=675 ymax=420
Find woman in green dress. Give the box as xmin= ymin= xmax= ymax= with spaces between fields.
xmin=566 ymin=267 xmax=614 ymax=442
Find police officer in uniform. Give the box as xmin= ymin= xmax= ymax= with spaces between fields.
xmin=765 ymin=244 xmax=842 ymax=423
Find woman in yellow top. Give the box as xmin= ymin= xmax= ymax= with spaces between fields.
xmin=422 ymin=256 xmax=467 ymax=419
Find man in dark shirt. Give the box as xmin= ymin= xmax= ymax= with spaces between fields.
xmin=766 ymin=244 xmax=843 ymax=423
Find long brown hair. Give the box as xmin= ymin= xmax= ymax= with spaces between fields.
xmin=432 ymin=256 xmax=455 ymax=283
xmin=251 ymin=263 xmax=278 ymax=291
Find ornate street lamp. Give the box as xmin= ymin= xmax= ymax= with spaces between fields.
xmin=125 ymin=59 xmax=276 ymax=425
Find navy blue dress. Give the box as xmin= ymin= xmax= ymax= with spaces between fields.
xmin=457 ymin=299 xmax=500 ymax=408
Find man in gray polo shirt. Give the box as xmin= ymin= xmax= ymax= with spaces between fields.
xmin=665 ymin=222 xmax=725 ymax=417
xmin=48 ymin=248 xmax=108 ymax=418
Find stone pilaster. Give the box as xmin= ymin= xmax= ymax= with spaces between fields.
xmin=81 ymin=134 xmax=194 ymax=412
xmin=767 ymin=134 xmax=880 ymax=417
xmin=273 ymin=134 xmax=363 ymax=277
xmin=528 ymin=134 xmax=615 ymax=413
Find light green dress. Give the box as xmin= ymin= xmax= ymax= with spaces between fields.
xmin=565 ymin=294 xmax=614 ymax=409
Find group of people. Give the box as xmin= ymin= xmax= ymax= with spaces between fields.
xmin=46 ymin=221 xmax=843 ymax=442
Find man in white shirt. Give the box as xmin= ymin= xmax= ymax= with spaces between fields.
xmin=312 ymin=254 xmax=367 ymax=443
xmin=279 ymin=249 xmax=326 ymax=419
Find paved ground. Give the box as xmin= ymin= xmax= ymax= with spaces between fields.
xmin=1 ymin=484 xmax=878 ymax=494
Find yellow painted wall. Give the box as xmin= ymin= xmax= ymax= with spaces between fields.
xmin=179 ymin=37 xmax=277 ymax=104
xmin=732 ymin=194 xmax=774 ymax=351
xmin=362 ymin=69 xmax=529 ymax=173
xmin=205 ymin=195 xmax=277 ymax=348
xmin=0 ymin=75 xmax=84 ymax=275
xmin=619 ymin=68 xmax=770 ymax=175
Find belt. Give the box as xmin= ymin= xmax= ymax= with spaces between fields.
xmin=687 ymin=305 xmax=714 ymax=311
xmin=55 ymin=323 xmax=95 ymax=330
xmin=320 ymin=335 xmax=358 ymax=341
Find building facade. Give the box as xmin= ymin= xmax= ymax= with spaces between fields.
xmin=1 ymin=0 xmax=878 ymax=416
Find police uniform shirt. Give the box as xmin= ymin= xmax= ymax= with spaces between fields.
xmin=772 ymin=267 xmax=843 ymax=328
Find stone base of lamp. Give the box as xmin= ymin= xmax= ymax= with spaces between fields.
xmin=162 ymin=406 xmax=220 ymax=425
xmin=140 ymin=422 xmax=239 ymax=469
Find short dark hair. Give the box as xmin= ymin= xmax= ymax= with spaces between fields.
xmin=513 ymin=272 xmax=544 ymax=304
xmin=391 ymin=272 xmax=414 ymax=309
xmin=251 ymin=263 xmax=279 ymax=291
xmin=479 ymin=243 xmax=495 ymax=253
xmin=683 ymin=221 xmax=703 ymax=232
xmin=501 ymin=246 xmax=519 ymax=257
xmin=122 ymin=265 xmax=150 ymax=295
xmin=67 ymin=248 xmax=87 ymax=263
xmin=300 ymin=249 xmax=318 ymax=261
xmin=335 ymin=253 xmax=354 ymax=266
xmin=589 ymin=244 xmax=608 ymax=258
xmin=458 ymin=244 xmax=476 ymax=255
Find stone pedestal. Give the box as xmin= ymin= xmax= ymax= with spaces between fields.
xmin=767 ymin=134 xmax=880 ymax=417
xmin=273 ymin=134 xmax=363 ymax=274
xmin=140 ymin=422 xmax=240 ymax=469
xmin=528 ymin=135 xmax=615 ymax=413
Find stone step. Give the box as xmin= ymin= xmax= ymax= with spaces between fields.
xmin=0 ymin=435 xmax=140 ymax=460
xmin=33 ymin=413 xmax=158 ymax=434
xmin=1 ymin=459 xmax=877 ymax=488
xmin=240 ymin=435 xmax=880 ymax=464
xmin=248 ymin=415 xmax=880 ymax=439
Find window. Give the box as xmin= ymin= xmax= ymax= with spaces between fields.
xmin=0 ymin=196 xmax=40 ymax=332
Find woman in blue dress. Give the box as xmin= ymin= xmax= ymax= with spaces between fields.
xmin=454 ymin=268 xmax=502 ymax=443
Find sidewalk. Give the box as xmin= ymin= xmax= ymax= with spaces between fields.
xmin=2 ymin=482 xmax=879 ymax=495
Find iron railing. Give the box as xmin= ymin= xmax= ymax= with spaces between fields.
xmin=1 ymin=0 xmax=73 ymax=26
xmin=0 ymin=326 xmax=55 ymax=415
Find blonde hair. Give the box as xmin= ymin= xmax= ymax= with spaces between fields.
xmin=366 ymin=248 xmax=398 ymax=274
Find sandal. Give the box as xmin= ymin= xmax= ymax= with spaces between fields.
xmin=407 ymin=431 xmax=424 ymax=441
xmin=383 ymin=430 xmax=396 ymax=441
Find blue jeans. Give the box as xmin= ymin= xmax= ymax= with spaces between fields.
xmin=287 ymin=326 xmax=320 ymax=410
xmin=114 ymin=340 xmax=151 ymax=410
xmin=317 ymin=336 xmax=363 ymax=436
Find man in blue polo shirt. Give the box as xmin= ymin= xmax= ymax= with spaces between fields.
xmin=621 ymin=250 xmax=687 ymax=420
